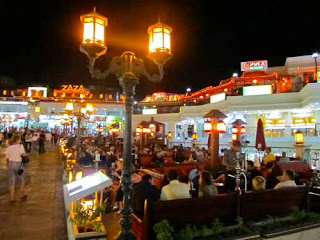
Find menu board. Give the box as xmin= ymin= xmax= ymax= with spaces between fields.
xmin=63 ymin=170 xmax=112 ymax=204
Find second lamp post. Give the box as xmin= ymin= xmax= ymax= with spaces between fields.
xmin=65 ymin=102 xmax=94 ymax=161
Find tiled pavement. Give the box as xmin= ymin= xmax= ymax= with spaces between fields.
xmin=0 ymin=145 xmax=122 ymax=240
xmin=0 ymin=146 xmax=67 ymax=240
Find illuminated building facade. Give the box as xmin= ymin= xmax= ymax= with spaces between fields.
xmin=133 ymin=55 xmax=320 ymax=167
xmin=0 ymin=85 xmax=125 ymax=134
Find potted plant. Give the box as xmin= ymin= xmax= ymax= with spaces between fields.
xmin=69 ymin=201 xmax=107 ymax=240
xmin=247 ymin=207 xmax=320 ymax=239
xmin=153 ymin=218 xmax=260 ymax=240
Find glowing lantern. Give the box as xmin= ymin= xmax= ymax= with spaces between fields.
xmin=217 ymin=120 xmax=227 ymax=133
xmin=224 ymin=88 xmax=228 ymax=92
xmin=75 ymin=171 xmax=83 ymax=181
xmin=3 ymin=90 xmax=7 ymax=95
xmin=147 ymin=21 xmax=173 ymax=65
xmin=192 ymin=132 xmax=198 ymax=140
xmin=150 ymin=132 xmax=155 ymax=137
xmin=86 ymin=103 xmax=94 ymax=114
xmin=80 ymin=7 xmax=108 ymax=58
xmin=295 ymin=130 xmax=304 ymax=145
xmin=149 ymin=123 xmax=155 ymax=128
xmin=68 ymin=171 xmax=73 ymax=183
xmin=65 ymin=102 xmax=74 ymax=112
xmin=240 ymin=126 xmax=246 ymax=134
xmin=136 ymin=127 xmax=142 ymax=133
xmin=109 ymin=128 xmax=120 ymax=133
xmin=204 ymin=121 xmax=212 ymax=133
xmin=253 ymin=79 xmax=257 ymax=84
xmin=80 ymin=108 xmax=87 ymax=114
xmin=232 ymin=126 xmax=239 ymax=134
xmin=167 ymin=131 xmax=172 ymax=138
xmin=232 ymin=134 xmax=238 ymax=141
xmin=35 ymin=106 xmax=41 ymax=113
xmin=142 ymin=127 xmax=151 ymax=133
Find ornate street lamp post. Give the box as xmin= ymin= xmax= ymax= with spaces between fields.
xmin=79 ymin=8 xmax=173 ymax=239
xmin=65 ymin=102 xmax=94 ymax=161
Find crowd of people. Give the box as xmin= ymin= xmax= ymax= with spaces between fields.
xmin=3 ymin=127 xmax=301 ymax=219
xmin=128 ymin=140 xmax=299 ymax=217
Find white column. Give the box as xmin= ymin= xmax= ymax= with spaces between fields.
xmin=284 ymin=112 xmax=292 ymax=138
xmin=246 ymin=114 xmax=257 ymax=137
xmin=294 ymin=144 xmax=311 ymax=160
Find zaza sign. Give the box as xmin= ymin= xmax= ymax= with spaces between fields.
xmin=61 ymin=85 xmax=85 ymax=92
xmin=241 ymin=60 xmax=268 ymax=71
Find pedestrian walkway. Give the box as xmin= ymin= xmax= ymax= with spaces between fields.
xmin=0 ymin=146 xmax=67 ymax=240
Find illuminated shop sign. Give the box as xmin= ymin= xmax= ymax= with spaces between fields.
xmin=142 ymin=108 xmax=157 ymax=115
xmin=210 ymin=92 xmax=226 ymax=104
xmin=27 ymin=87 xmax=48 ymax=98
xmin=53 ymin=84 xmax=91 ymax=98
xmin=243 ymin=85 xmax=272 ymax=96
xmin=152 ymin=92 xmax=167 ymax=101
xmin=0 ymin=101 xmax=28 ymax=105
xmin=142 ymin=92 xmax=184 ymax=102
xmin=241 ymin=60 xmax=268 ymax=71
xmin=61 ymin=84 xmax=85 ymax=92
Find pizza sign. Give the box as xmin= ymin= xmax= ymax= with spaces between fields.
xmin=241 ymin=60 xmax=268 ymax=71
xmin=152 ymin=92 xmax=167 ymax=101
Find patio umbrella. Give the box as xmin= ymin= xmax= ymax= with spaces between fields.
xmin=255 ymin=118 xmax=266 ymax=151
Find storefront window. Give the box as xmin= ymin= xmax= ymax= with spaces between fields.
xmin=176 ymin=124 xmax=182 ymax=139
xmin=264 ymin=129 xmax=284 ymax=138
xmin=187 ymin=125 xmax=194 ymax=138
xmin=291 ymin=128 xmax=316 ymax=137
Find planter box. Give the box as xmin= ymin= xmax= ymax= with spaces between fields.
xmin=259 ymin=222 xmax=320 ymax=239
xmin=66 ymin=215 xmax=107 ymax=240
xmin=192 ymin=225 xmax=260 ymax=240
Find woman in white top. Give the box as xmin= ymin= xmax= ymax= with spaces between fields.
xmin=6 ymin=134 xmax=28 ymax=202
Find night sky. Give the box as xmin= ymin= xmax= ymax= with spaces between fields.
xmin=0 ymin=0 xmax=319 ymax=100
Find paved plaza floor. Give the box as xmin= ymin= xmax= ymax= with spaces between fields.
xmin=0 ymin=145 xmax=121 ymax=240
xmin=0 ymin=146 xmax=67 ymax=240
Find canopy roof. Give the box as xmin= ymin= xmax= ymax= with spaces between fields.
xmin=203 ymin=109 xmax=227 ymax=119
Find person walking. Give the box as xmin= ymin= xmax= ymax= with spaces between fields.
xmin=39 ymin=131 xmax=46 ymax=154
xmin=25 ymin=130 xmax=33 ymax=153
xmin=6 ymin=134 xmax=28 ymax=202
xmin=45 ymin=131 xmax=52 ymax=150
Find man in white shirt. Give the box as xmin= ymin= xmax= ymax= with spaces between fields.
xmin=160 ymin=169 xmax=190 ymax=200
xmin=274 ymin=169 xmax=297 ymax=189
